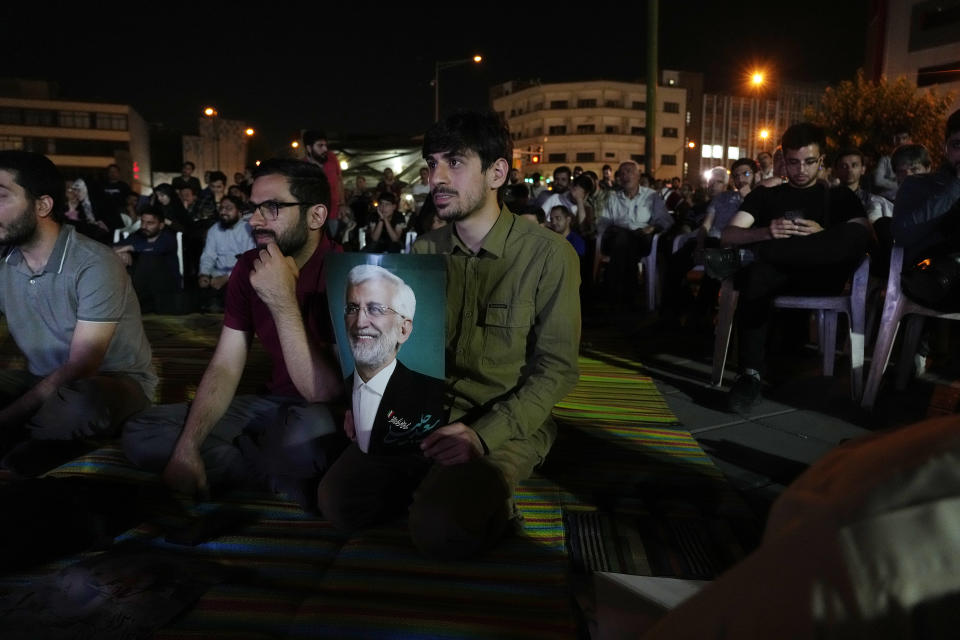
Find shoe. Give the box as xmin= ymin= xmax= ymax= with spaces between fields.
xmin=728 ymin=373 xmax=762 ymax=413
xmin=704 ymin=248 xmax=741 ymax=280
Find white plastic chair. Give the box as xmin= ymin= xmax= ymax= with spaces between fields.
xmin=861 ymin=246 xmax=960 ymax=410
xmin=711 ymin=255 xmax=872 ymax=400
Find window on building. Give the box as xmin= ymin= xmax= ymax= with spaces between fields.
xmin=605 ymin=152 xmax=616 ymax=158
xmin=548 ymin=125 xmax=567 ymax=135
xmin=661 ymin=154 xmax=677 ymax=166
xmin=728 ymin=146 xmax=740 ymax=160
xmin=632 ymin=101 xmax=646 ymax=110
xmin=631 ymin=154 xmax=646 ymax=164
xmin=549 ymin=100 xmax=569 ymax=109
xmin=576 ymin=152 xmax=596 ymax=162
xmin=95 ymin=113 xmax=128 ymax=130
xmin=577 ymin=99 xmax=597 ymax=108
xmin=532 ymin=127 xmax=543 ymax=136
xmin=701 ymin=145 xmax=712 ymax=159
xmin=605 ymin=125 xmax=618 ymax=134
xmin=662 ymin=127 xmax=679 ymax=138
xmin=548 ymin=153 xmax=567 ymax=163
xmin=0 ymin=108 xmax=21 ymax=125
xmin=663 ymin=101 xmax=680 ymax=113
xmin=59 ymin=111 xmax=91 ymax=128
xmin=605 ymin=100 xmax=622 ymax=108
xmin=712 ymin=144 xmax=723 ymax=158
xmin=630 ymin=126 xmax=646 ymax=136
xmin=0 ymin=136 xmax=23 ymax=150
xmin=23 ymin=109 xmax=54 ymax=126
xmin=576 ymin=124 xmax=595 ymax=134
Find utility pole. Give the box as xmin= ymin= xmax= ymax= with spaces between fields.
xmin=645 ymin=0 xmax=658 ymax=179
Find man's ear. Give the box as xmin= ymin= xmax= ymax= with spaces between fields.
xmin=35 ymin=195 xmax=54 ymax=219
xmin=307 ymin=203 xmax=328 ymax=230
xmin=397 ymin=317 xmax=413 ymax=345
xmin=487 ymin=158 xmax=510 ymax=191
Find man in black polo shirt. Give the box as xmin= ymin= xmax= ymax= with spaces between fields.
xmin=715 ymin=123 xmax=871 ymax=411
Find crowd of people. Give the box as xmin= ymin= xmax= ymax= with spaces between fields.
xmin=0 ymin=106 xmax=958 ymax=631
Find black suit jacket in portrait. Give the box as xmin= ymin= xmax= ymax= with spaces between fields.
xmin=349 ymin=360 xmax=448 ymax=456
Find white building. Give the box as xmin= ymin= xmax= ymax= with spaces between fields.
xmin=491 ymin=79 xmax=688 ymax=180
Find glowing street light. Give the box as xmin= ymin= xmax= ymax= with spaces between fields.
xmin=759 ymin=129 xmax=770 ymax=141
xmin=291 ymin=141 xmax=300 ymax=149
xmin=751 ymin=71 xmax=764 ymax=87
xmin=245 ymin=128 xmax=255 ymax=136
xmin=687 ymin=141 xmax=696 ymax=149
xmin=203 ymin=106 xmax=218 ymax=117
xmin=339 ymin=159 xmax=349 ymax=171
xmin=434 ymin=54 xmax=483 ymax=122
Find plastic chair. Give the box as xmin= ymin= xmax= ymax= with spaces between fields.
xmin=861 ymin=246 xmax=960 ymax=410
xmin=593 ymin=229 xmax=661 ymax=310
xmin=711 ymin=255 xmax=871 ymax=400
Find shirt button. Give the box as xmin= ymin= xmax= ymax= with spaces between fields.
xmin=29 ymin=279 xmax=35 ymax=285
xmin=465 ymin=311 xmax=472 ymax=318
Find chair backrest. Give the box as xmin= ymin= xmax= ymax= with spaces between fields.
xmin=885 ymin=245 xmax=905 ymax=301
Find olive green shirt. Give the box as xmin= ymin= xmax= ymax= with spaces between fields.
xmin=412 ymin=207 xmax=581 ymax=457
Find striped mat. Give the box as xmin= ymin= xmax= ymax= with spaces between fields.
xmin=0 ymin=318 xmax=754 ymax=638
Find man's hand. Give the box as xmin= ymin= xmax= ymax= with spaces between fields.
xmin=162 ymin=443 xmax=210 ymax=499
xmin=198 ymin=275 xmax=211 ymax=288
xmin=211 ymin=275 xmax=229 ymax=290
xmin=640 ymin=225 xmax=656 ymax=235
xmin=249 ymin=242 xmax=299 ymax=309
xmin=343 ymin=408 xmax=356 ymax=442
xmin=116 ymin=252 xmax=132 ymax=267
xmin=769 ymin=217 xmax=823 ymax=239
xmin=421 ymin=422 xmax=484 ymax=465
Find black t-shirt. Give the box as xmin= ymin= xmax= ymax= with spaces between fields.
xmin=740 ymin=183 xmax=866 ymax=229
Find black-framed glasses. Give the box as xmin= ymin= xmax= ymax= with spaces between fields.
xmin=344 ymin=302 xmax=406 ymax=319
xmin=242 ymin=200 xmax=317 ymax=220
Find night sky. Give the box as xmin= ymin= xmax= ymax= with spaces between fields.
xmin=3 ymin=2 xmax=870 ymax=157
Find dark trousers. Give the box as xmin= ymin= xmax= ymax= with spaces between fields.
xmin=318 ymin=434 xmax=542 ymax=560
xmin=601 ymin=226 xmax=655 ymax=300
xmin=662 ymin=237 xmax=722 ymax=316
xmin=0 ymin=370 xmax=151 ymax=464
xmin=736 ymin=223 xmax=871 ymax=373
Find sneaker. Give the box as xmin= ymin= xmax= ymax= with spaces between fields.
xmin=704 ymin=248 xmax=741 ymax=280
xmin=728 ymin=373 xmax=762 ymax=413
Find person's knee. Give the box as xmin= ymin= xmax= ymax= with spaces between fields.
xmin=316 ymin=476 xmax=375 ymax=534
xmin=260 ymin=404 xmax=343 ymax=477
xmin=120 ymin=406 xmax=183 ymax=471
xmin=408 ymin=461 xmax=511 ymax=561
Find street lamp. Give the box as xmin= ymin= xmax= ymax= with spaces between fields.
xmin=433 ymin=55 xmax=482 ymax=122
xmin=245 ymin=128 xmax=255 ymax=137
xmin=751 ymin=71 xmax=764 ymax=88
xmin=291 ymin=141 xmax=300 ymax=149
xmin=202 ymin=106 xmax=221 ymax=169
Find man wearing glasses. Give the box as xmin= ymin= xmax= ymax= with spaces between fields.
xmin=709 ymin=123 xmax=870 ymax=412
xmin=339 ymin=264 xmax=445 ymax=456
xmin=124 ymin=159 xmax=344 ymax=507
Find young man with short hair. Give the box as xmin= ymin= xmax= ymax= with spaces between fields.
xmin=318 ymin=111 xmax=581 ymax=560
xmin=834 ymin=148 xmax=893 ymax=221
xmin=124 ymin=159 xmax=344 ymax=506
xmin=715 ymin=124 xmax=870 ymax=411
xmin=113 ymin=208 xmax=181 ymax=313
xmin=0 ymin=151 xmax=155 ymax=472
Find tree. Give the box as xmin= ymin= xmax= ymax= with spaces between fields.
xmin=805 ymin=70 xmax=956 ymax=166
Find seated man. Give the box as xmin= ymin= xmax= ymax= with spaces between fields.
xmin=714 ymin=123 xmax=870 ymax=411
xmin=549 ymin=204 xmax=586 ymax=257
xmin=596 ymin=160 xmax=674 ymax=304
xmin=198 ymin=194 xmax=255 ymax=312
xmin=113 ymin=208 xmax=181 ymax=314
xmin=662 ymin=161 xmax=757 ymax=327
xmin=123 ymin=159 xmax=344 ymax=506
xmin=319 ymin=111 xmax=581 ymax=560
xmin=892 ymin=108 xmax=960 ymax=310
xmin=0 ymin=151 xmax=156 ymax=472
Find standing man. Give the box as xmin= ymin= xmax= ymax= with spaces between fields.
xmin=712 ymin=124 xmax=870 ymax=411
xmin=0 ymin=151 xmax=155 ymax=471
xmin=408 ymin=167 xmax=432 ymax=212
xmin=596 ymin=160 xmax=674 ymax=303
xmin=172 ymin=161 xmax=202 ymax=195
xmin=123 ymin=159 xmax=344 ymax=505
xmin=318 ymin=111 xmax=581 ymax=560
xmin=303 ymin=129 xmax=344 ymax=223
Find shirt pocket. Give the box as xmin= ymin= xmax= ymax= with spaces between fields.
xmin=482 ymin=301 xmax=534 ymax=368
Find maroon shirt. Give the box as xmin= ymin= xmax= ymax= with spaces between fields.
xmin=224 ymin=233 xmax=341 ymax=398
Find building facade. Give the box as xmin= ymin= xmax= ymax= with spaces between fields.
xmin=698 ymin=82 xmax=824 ymax=178
xmin=0 ymin=80 xmax=149 ymax=188
xmin=491 ymin=79 xmax=688 ymax=181
xmin=867 ymin=0 xmax=960 ymax=115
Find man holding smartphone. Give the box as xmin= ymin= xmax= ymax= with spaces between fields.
xmin=714 ymin=123 xmax=870 ymax=411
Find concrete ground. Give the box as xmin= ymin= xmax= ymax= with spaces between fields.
xmin=584 ymin=306 xmax=960 ymax=522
